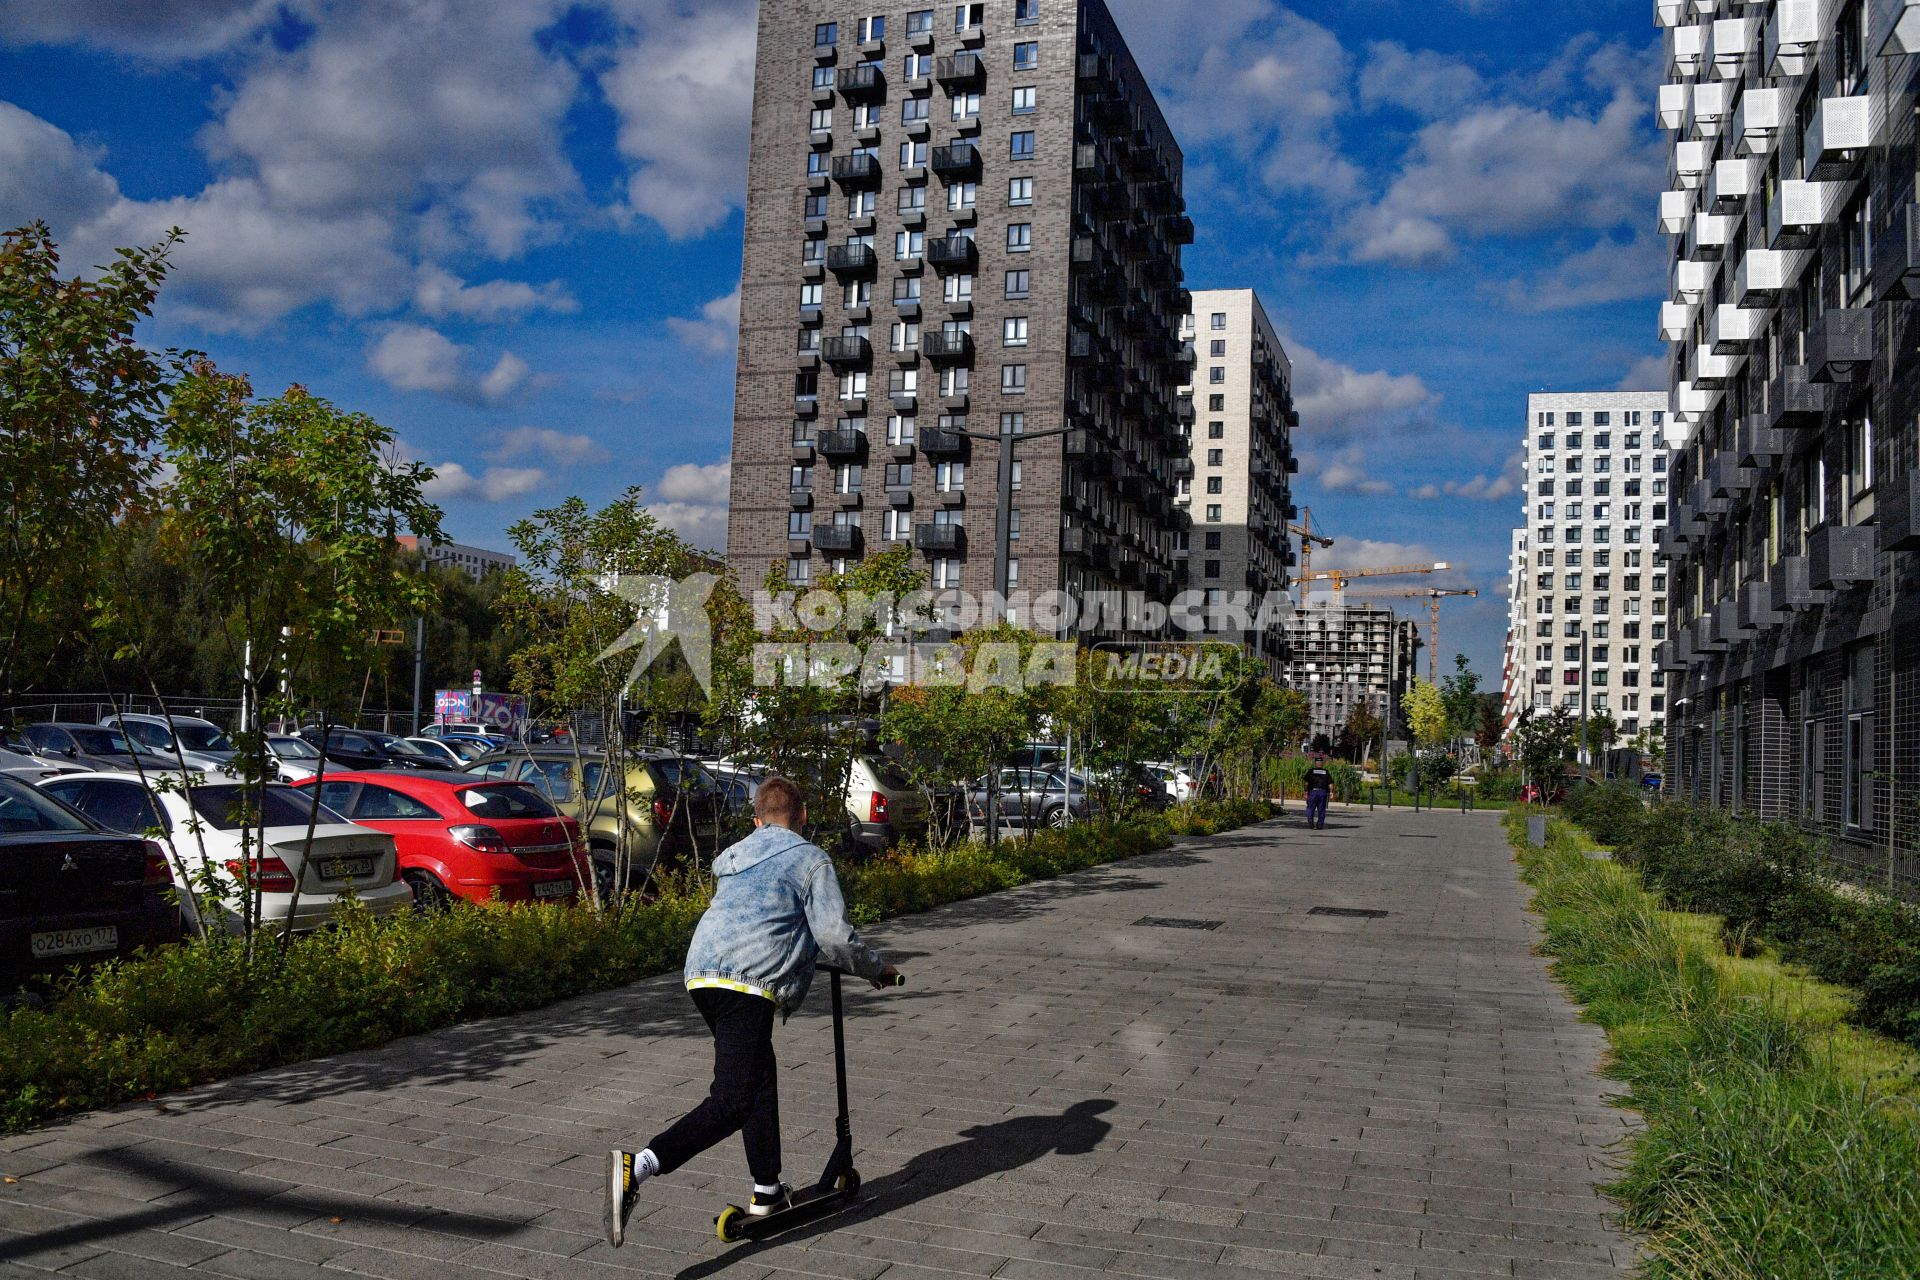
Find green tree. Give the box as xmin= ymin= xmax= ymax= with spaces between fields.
xmin=1512 ymin=707 xmax=1577 ymax=799
xmin=0 ymin=222 xmax=185 ymax=697
xmin=1475 ymin=692 xmax=1505 ymax=753
xmin=1581 ymin=711 xmax=1619 ymax=765
xmin=1440 ymin=654 xmax=1481 ymax=746
xmin=1335 ymin=699 xmax=1383 ymax=763
xmin=1405 ymin=679 xmax=1449 ymax=749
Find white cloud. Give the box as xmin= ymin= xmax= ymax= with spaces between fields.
xmin=414 ymin=265 xmax=576 ymax=322
xmin=488 ymin=427 xmax=608 ymax=467
xmin=367 ymin=324 xmax=529 ymax=403
xmin=1285 ymin=338 xmax=1438 ymax=442
xmin=1495 ymin=232 xmax=1665 ymax=312
xmin=666 ymin=286 xmax=741 ymax=357
xmin=1316 ymin=447 xmax=1394 ymax=497
xmin=648 ymin=460 xmax=730 ymax=551
xmin=1359 ymin=42 xmax=1485 ymax=118
xmin=1617 ymin=354 xmax=1670 ymax=392
xmin=0 ymin=102 xmax=121 ymax=232
xmin=0 ymin=0 xmax=284 ymax=57
xmin=1405 ymin=450 xmax=1524 ymax=503
xmin=419 ymin=458 xmax=548 ymax=503
xmin=601 ymin=1 xmax=756 ymax=239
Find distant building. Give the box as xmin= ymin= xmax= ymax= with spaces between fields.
xmin=1283 ymin=601 xmax=1418 ymax=748
xmin=396 ymin=536 xmax=516 ymax=582
xmin=1503 ymin=391 xmax=1673 ymax=745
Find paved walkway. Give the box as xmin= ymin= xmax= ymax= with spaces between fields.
xmin=0 ymin=806 xmax=1639 ymax=1279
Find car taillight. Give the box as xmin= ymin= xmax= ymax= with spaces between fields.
xmin=869 ymin=792 xmax=888 ymax=823
xmin=224 ymin=857 xmax=297 ymax=893
xmin=142 ymin=841 xmax=171 ymax=887
xmin=653 ymin=798 xmax=671 ymax=826
xmin=449 ymin=824 xmax=510 ymax=854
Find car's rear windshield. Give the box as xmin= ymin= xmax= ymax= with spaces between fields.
xmin=269 ymin=736 xmax=320 ymax=759
xmin=188 ymin=785 xmax=346 ymax=830
xmin=650 ymin=758 xmax=717 ymax=792
xmin=457 ymin=784 xmax=558 ymax=821
xmin=174 ymin=723 xmax=232 ymax=752
xmin=66 ymin=728 xmax=130 ymax=755
xmin=0 ymin=779 xmax=94 ymax=833
xmin=864 ymin=756 xmax=913 ymax=789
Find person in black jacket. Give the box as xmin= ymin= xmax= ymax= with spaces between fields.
xmin=1303 ymin=756 xmax=1334 ymax=830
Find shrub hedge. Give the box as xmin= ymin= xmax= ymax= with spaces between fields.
xmin=0 ymin=798 xmax=1270 ymax=1132
xmin=1560 ymin=784 xmax=1920 ymax=1047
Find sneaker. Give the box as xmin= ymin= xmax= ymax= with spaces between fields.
xmin=747 ymin=1183 xmax=793 ymax=1217
xmin=605 ymin=1150 xmax=639 ymax=1247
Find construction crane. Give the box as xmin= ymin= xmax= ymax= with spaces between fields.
xmin=1350 ymin=587 xmax=1481 ymax=681
xmin=1287 ymin=506 xmax=1335 ymax=597
xmin=1298 ymin=561 xmax=1449 ymax=605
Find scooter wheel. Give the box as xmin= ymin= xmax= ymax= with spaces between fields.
xmin=836 ymin=1170 xmax=861 ymax=1197
xmin=715 ymin=1205 xmax=745 ymax=1242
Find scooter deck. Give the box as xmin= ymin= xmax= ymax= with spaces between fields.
xmin=715 ymin=1178 xmax=858 ymax=1242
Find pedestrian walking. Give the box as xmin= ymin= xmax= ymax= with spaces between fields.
xmin=1303 ymin=755 xmax=1334 ymax=830
xmin=604 ymin=775 xmax=900 ymax=1247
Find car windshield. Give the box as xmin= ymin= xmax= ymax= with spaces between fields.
xmin=378 ymin=735 xmax=428 ymax=757
xmin=442 ymin=739 xmax=489 ymax=762
xmin=65 ymin=728 xmax=132 ymax=755
xmin=187 ymin=784 xmax=345 ymax=830
xmin=174 ymin=723 xmax=232 ymax=752
xmin=651 ymin=757 xmax=717 ymax=792
xmin=457 ymin=784 xmax=557 ymax=820
xmin=865 ymin=756 xmax=913 ymax=789
xmin=268 ymin=736 xmax=320 ymax=760
xmin=0 ymin=778 xmax=93 ymax=833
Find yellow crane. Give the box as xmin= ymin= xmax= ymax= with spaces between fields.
xmin=1351 ymin=587 xmax=1481 ymax=682
xmin=1286 ymin=506 xmax=1335 ymax=596
xmin=1298 ymin=561 xmax=1450 ymax=605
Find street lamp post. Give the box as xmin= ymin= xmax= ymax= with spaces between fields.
xmin=1578 ymin=627 xmax=1590 ymax=778
xmin=952 ymin=420 xmax=1084 ymax=621
xmin=411 ymin=550 xmax=459 ymax=733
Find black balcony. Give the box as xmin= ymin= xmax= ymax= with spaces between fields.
xmin=1114 ymin=558 xmax=1143 ymax=586
xmin=935 ymin=52 xmax=983 ymax=86
xmin=1171 ymin=457 xmax=1193 ymax=479
xmin=817 ymin=427 xmax=866 ymax=457
xmin=1739 ymin=581 xmax=1783 ymax=631
xmin=1690 ymin=615 xmax=1726 ymax=654
xmin=1765 ymin=365 xmax=1833 ymax=430
xmin=1087 ymin=270 xmax=1125 ymax=302
xmin=1089 ymin=90 xmax=1129 ymax=129
xmin=919 ymin=424 xmax=966 ymax=454
xmin=831 ymin=152 xmax=880 ymax=187
xmin=913 ymin=522 xmax=964 ymax=552
xmin=1076 ymin=53 xmax=1113 ymax=82
xmin=1707 ymin=455 xmax=1753 ymax=499
xmin=812 ymin=524 xmax=862 ymax=553
xmin=1809 ymin=523 xmax=1875 ymax=588
xmin=1736 ymin=413 xmax=1785 ymax=468
xmin=821 ymin=335 xmax=871 ymax=366
xmin=836 ymin=63 xmax=884 ymax=99
xmin=1076 ymin=452 xmax=1113 ymax=479
xmin=1166 ymin=214 xmax=1194 ymax=245
xmin=921 ymin=330 xmax=972 ymax=362
xmin=1805 ymin=307 xmax=1873 ymax=383
xmin=1769 ymin=555 xmax=1828 ymax=612
xmin=1086 ymin=184 xmax=1126 ymax=216
xmin=1880 ymin=469 xmax=1920 ymax=552
xmin=1073 ymin=142 xmax=1099 ymax=173
xmin=1068 ymin=330 xmax=1096 ymax=361
xmin=1117 ymin=475 xmax=1147 ymax=502
xmin=926 ymin=236 xmax=977 ymax=271
xmin=931 ymin=141 xmax=980 ymax=178
xmin=826 ymin=243 xmax=877 ymax=275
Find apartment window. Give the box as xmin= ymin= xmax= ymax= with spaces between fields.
xmin=1846 ymin=642 xmax=1875 ymax=831
xmin=950 ymin=91 xmax=980 ymax=121
xmin=790 ymin=464 xmax=813 ymax=490
xmin=1013 ymin=40 xmax=1038 ymax=69
xmin=893 ymin=276 xmax=921 ymax=303
xmin=833 ymin=464 xmax=864 ymax=494
xmin=1009 ymin=459 xmax=1024 ymax=491
xmin=935 ymin=461 xmax=966 ymax=491
xmin=882 ymin=509 xmax=911 ymax=541
xmin=802 ymin=236 xmax=826 ymax=265
xmin=789 ymin=511 xmax=812 ymax=538
xmin=840 ymin=371 xmax=868 ymax=400
xmin=810 ymin=107 xmax=833 ymax=132
xmin=1210 ymin=312 xmax=1226 ymax=330
xmin=806 ymin=152 xmax=831 ymax=179
xmin=1001 ymin=364 xmax=1027 ymax=394
xmin=899 ymin=140 xmax=928 ymax=169
xmin=1008 ymin=176 xmax=1033 ymax=206
xmin=1014 ymin=0 xmax=1039 ymax=23
xmin=1009 ymin=131 xmax=1035 ymax=160
xmin=847 ymin=190 xmax=876 ymax=217
xmin=843 ymin=279 xmax=872 ymax=306
xmin=1000 ymin=411 xmax=1024 ymax=436
xmin=1005 ymin=269 xmax=1030 ymax=299
xmin=938 ymin=367 xmax=969 ymax=396
xmin=858 ymin=15 xmax=884 ymax=41
xmin=787 ymin=558 xmax=810 ymax=587
xmin=804 ymin=191 xmax=829 ymax=218
xmin=1007 ymin=508 xmax=1022 ymax=541
xmin=932 ymin=558 xmax=961 ymax=589
xmin=1006 ymin=222 xmax=1032 ymax=252
xmin=1841 ymin=192 xmax=1873 ymax=305
xmin=1844 ymin=413 xmax=1874 ymax=518
xmin=1208 ymin=395 xmax=1224 ymax=411
xmin=1011 ymin=86 xmax=1037 ymax=115
xmin=1206 ymin=449 xmax=1222 ymax=466
xmin=1209 ymin=340 xmax=1225 ymax=357
xmin=902 ymin=52 xmax=933 ymax=79
xmin=943 ymin=273 xmax=973 ymax=302
xmin=897 ymin=187 xmax=926 ymax=216
xmin=1836 ymin=0 xmax=1866 ymax=93
xmin=811 ymin=67 xmax=835 ymax=90
xmin=1208 ymin=421 xmax=1224 ymax=439
xmin=800 ymin=283 xmax=823 ymax=311
xmin=795 ymin=368 xmax=818 ymax=400
xmin=1003 ymin=316 xmax=1028 ymax=346
xmin=895 ymin=229 xmax=924 ymax=260
xmin=1205 ymin=504 xmax=1221 ymax=522
xmin=906 ymin=9 xmax=934 ymax=35
xmin=815 ymin=22 xmax=838 ymax=46
xmin=887 ymin=415 xmax=916 ymax=446
xmin=1205 ymin=477 xmax=1222 ymax=495
xmin=953 ymin=3 xmax=983 ymax=34
xmin=889 ymin=321 xmax=920 ymax=352
xmin=1204 ymin=560 xmax=1221 ymax=579
xmin=947 ymin=182 xmax=977 ymax=210
xmin=798 ymin=327 xmax=821 ymax=354
xmin=1208 ymin=366 xmax=1226 ymax=384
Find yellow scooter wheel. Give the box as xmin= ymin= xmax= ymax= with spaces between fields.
xmin=715 ymin=1205 xmax=745 ymax=1242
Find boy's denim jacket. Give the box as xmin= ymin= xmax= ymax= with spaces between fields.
xmin=683 ymin=823 xmax=887 ymax=1014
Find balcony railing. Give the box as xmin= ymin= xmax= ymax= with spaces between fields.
xmin=821 ymin=335 xmax=872 ymax=366
xmin=1764 ymin=364 xmax=1832 ymax=429
xmin=836 ymin=63 xmax=884 ymax=99
xmin=1805 ymin=307 xmax=1872 ymax=383
xmin=913 ymin=522 xmax=964 ymax=552
xmin=918 ymin=425 xmax=965 ymax=454
xmin=812 ymin=524 xmax=862 ymax=553
xmin=935 ymin=52 xmax=982 ymax=86
xmin=817 ymin=427 xmax=866 ymax=456
xmin=831 ymin=152 xmax=880 ymax=187
xmin=921 ymin=330 xmax=973 ymax=362
xmin=926 ymin=236 xmax=977 ymax=271
xmin=826 ymin=243 xmax=877 ymax=275
xmin=930 ymin=141 xmax=979 ymax=177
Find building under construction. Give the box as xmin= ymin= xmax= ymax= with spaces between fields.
xmin=1282 ymin=602 xmax=1420 ymax=750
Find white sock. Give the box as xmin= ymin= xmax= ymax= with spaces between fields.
xmin=637 ymin=1148 xmax=660 ymax=1179
xmin=754 ymin=1182 xmax=783 ymax=1195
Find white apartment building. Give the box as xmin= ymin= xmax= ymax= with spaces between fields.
xmin=1283 ymin=602 xmax=1419 ymax=748
xmin=1503 ymin=391 xmax=1674 ymax=745
xmin=395 ymin=536 xmax=517 ymax=582
xmin=1501 ymin=526 xmax=1529 ymax=735
xmin=1176 ymin=289 xmax=1299 ymax=674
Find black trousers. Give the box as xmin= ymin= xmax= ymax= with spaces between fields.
xmin=648 ymin=987 xmax=781 ymax=1186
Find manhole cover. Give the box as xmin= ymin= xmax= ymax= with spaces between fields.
xmin=1133 ymin=916 xmax=1223 ymax=931
xmin=1308 ymin=906 xmax=1389 ymax=919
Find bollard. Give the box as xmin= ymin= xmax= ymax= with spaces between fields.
xmin=1526 ymin=814 xmax=1547 ymax=847
xmin=1369 ymin=786 xmax=1375 ymax=811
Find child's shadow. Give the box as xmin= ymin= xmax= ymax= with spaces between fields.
xmin=675 ymin=1098 xmax=1117 ymax=1277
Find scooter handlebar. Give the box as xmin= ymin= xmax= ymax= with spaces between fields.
xmin=821 ymin=964 xmax=905 ymax=986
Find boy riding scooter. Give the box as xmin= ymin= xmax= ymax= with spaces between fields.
xmin=606 ymin=775 xmax=900 ymax=1247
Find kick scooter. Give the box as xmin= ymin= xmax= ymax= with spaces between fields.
xmin=714 ymin=965 xmax=902 ymax=1242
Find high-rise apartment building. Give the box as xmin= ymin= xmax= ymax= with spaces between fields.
xmin=725 ymin=0 xmax=1193 ymax=638
xmin=1503 ymin=392 xmax=1674 ymax=743
xmin=1654 ymin=0 xmax=1920 ymax=880
xmin=1282 ymin=602 xmax=1418 ymax=749
xmin=1175 ymin=288 xmax=1299 ymax=672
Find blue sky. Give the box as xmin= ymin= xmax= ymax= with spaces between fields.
xmin=0 ymin=0 xmax=1667 ymax=682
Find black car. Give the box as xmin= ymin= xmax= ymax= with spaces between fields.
xmin=12 ymin=723 xmax=152 ymax=773
xmin=298 ymin=727 xmax=439 ymax=772
xmin=0 ymin=775 xmax=180 ymax=1001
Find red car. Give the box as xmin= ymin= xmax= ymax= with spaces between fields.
xmin=297 ymin=770 xmax=585 ymax=909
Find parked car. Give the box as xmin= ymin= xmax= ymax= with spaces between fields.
xmin=0 ymin=746 xmax=86 ymax=782
xmin=401 ymin=737 xmax=467 ymax=768
xmin=702 ymin=760 xmax=769 ymax=818
xmin=0 ymin=774 xmax=179 ymax=1000
xmin=39 ymin=772 xmax=411 ymax=933
xmin=264 ymin=734 xmax=348 ymax=782
xmin=99 ymin=713 xmax=236 ymax=770
xmin=13 ymin=723 xmax=161 ymax=773
xmin=1142 ymin=761 xmax=1196 ymax=802
xmin=298 ymin=770 xmax=584 ymax=908
xmin=842 ymin=753 xmax=934 ymax=853
xmin=1105 ymin=762 xmax=1175 ymax=813
xmin=297 ymin=727 xmax=439 ymax=772
xmin=463 ymin=748 xmax=731 ymax=899
xmin=968 ymin=767 xmax=1093 ymax=831
xmin=1007 ymin=742 xmax=1066 ymax=771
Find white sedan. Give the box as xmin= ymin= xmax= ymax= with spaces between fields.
xmin=37 ymin=772 xmax=412 ymax=934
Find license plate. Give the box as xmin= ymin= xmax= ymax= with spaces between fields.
xmin=320 ymin=857 xmax=376 ymax=880
xmin=31 ymin=926 xmax=119 ymax=959
xmin=533 ymin=879 xmax=574 ymax=899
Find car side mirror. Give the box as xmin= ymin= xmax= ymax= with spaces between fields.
xmin=64 ymin=746 xmax=77 ymax=758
